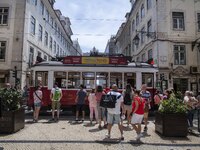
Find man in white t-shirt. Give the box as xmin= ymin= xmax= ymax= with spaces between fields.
xmin=106 ymin=84 xmax=124 ymax=140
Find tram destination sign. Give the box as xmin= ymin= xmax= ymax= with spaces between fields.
xmin=63 ymin=56 xmax=127 ymax=65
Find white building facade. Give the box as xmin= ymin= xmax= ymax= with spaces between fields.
xmin=116 ymin=0 xmax=200 ymax=94
xmin=0 ymin=0 xmax=77 ymax=88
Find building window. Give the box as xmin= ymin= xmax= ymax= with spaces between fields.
xmin=29 ymin=47 xmax=34 ymax=67
xmin=142 ymin=53 xmax=146 ymax=62
xmin=147 ymin=19 xmax=152 ymax=33
xmin=58 ymin=28 xmax=60 ymax=38
xmin=38 ymin=24 xmax=43 ymax=41
xmin=198 ymin=13 xmax=200 ymax=32
xmin=54 ymin=41 xmax=56 ymax=54
xmin=174 ymin=45 xmax=186 ymax=65
xmin=45 ymin=9 xmax=49 ymax=22
xmin=40 ymin=1 xmax=44 ymax=15
xmin=141 ymin=4 xmax=145 ymax=19
xmin=0 ymin=41 xmax=6 ymax=60
xmin=148 ymin=49 xmax=153 ymax=59
xmin=136 ymin=57 xmax=140 ymax=62
xmin=147 ymin=0 xmax=152 ymax=10
xmin=49 ymin=36 xmax=52 ymax=50
xmin=44 ymin=55 xmax=47 ymax=61
xmin=44 ymin=31 xmax=48 ymax=46
xmin=141 ymin=27 xmax=145 ymax=44
xmin=0 ymin=7 xmax=9 ymax=25
xmin=136 ymin=12 xmax=139 ymax=26
xmin=132 ymin=20 xmax=135 ymax=32
xmin=60 ymin=48 xmax=62 ymax=56
xmin=54 ymin=23 xmax=57 ymax=35
xmin=50 ymin=17 xmax=53 ymax=27
xmin=132 ymin=40 xmax=135 ymax=52
xmin=30 ymin=16 xmax=36 ymax=35
xmin=57 ymin=44 xmax=59 ymax=56
xmin=31 ymin=0 xmax=37 ymax=6
xmin=172 ymin=12 xmax=185 ymax=30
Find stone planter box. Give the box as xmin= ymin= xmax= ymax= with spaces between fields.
xmin=0 ymin=108 xmax=25 ymax=134
xmin=155 ymin=112 xmax=188 ymax=137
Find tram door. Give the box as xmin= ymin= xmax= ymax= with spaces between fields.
xmin=125 ymin=73 xmax=136 ymax=88
xmin=127 ymin=79 xmax=135 ymax=88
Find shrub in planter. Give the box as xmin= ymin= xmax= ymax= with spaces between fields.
xmin=155 ymin=92 xmax=188 ymax=137
xmin=0 ymin=88 xmax=25 ymax=133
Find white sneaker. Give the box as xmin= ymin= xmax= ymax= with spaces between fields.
xmin=105 ymin=134 xmax=111 ymax=139
xmin=136 ymin=133 xmax=142 ymax=141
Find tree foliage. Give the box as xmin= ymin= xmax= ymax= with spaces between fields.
xmin=159 ymin=92 xmax=187 ymax=114
xmin=0 ymin=88 xmax=22 ymax=111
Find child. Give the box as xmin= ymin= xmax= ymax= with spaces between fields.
xmin=88 ymin=88 xmax=98 ymax=124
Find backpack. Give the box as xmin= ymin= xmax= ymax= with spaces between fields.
xmin=53 ymin=88 xmax=61 ymax=101
xmin=100 ymin=92 xmax=117 ymax=108
xmin=124 ymin=92 xmax=132 ymax=105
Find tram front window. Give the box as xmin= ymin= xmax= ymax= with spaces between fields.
xmin=35 ymin=71 xmax=48 ymax=86
xmin=110 ymin=73 xmax=122 ymax=89
xmin=142 ymin=73 xmax=154 ymax=87
xmin=68 ymin=72 xmax=80 ymax=89
xmin=96 ymin=72 xmax=108 ymax=88
xmin=54 ymin=72 xmax=66 ymax=88
xmin=82 ymin=72 xmax=95 ymax=89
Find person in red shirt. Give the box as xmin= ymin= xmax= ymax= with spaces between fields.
xmin=131 ymin=90 xmax=145 ymax=141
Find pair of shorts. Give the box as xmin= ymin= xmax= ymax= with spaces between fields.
xmin=34 ymin=102 xmax=41 ymax=107
xmin=107 ymin=113 xmax=121 ymax=124
xmin=131 ymin=113 xmax=144 ymax=124
xmin=52 ymin=101 xmax=60 ymax=110
xmin=124 ymin=104 xmax=132 ymax=112
xmin=76 ymin=104 xmax=85 ymax=112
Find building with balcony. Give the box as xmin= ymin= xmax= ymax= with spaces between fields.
xmin=116 ymin=0 xmax=200 ymax=94
xmin=0 ymin=0 xmax=78 ymax=88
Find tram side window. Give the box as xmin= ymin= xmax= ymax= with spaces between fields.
xmin=110 ymin=73 xmax=122 ymax=89
xmin=68 ymin=72 xmax=80 ymax=89
xmin=96 ymin=72 xmax=108 ymax=88
xmin=142 ymin=73 xmax=154 ymax=87
xmin=124 ymin=72 xmax=136 ymax=88
xmin=82 ymin=72 xmax=95 ymax=89
xmin=54 ymin=72 xmax=66 ymax=88
xmin=35 ymin=71 xmax=48 ymax=86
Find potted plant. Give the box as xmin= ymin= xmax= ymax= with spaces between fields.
xmin=155 ymin=92 xmax=188 ymax=137
xmin=0 ymin=87 xmax=25 ymax=133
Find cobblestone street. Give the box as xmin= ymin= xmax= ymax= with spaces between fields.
xmin=0 ymin=113 xmax=199 ymax=150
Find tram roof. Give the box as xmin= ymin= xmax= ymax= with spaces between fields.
xmin=33 ymin=61 xmax=158 ymax=68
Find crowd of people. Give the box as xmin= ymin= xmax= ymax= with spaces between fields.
xmin=24 ymin=82 xmax=200 ymax=141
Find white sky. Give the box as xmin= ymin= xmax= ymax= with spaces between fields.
xmin=54 ymin=0 xmax=131 ymax=53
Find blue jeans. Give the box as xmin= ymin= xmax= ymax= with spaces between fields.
xmin=187 ymin=109 xmax=195 ymax=127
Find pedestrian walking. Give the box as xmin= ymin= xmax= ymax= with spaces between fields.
xmin=184 ymin=91 xmax=198 ymax=130
xmin=75 ymin=84 xmax=87 ymax=122
xmin=131 ymin=90 xmax=145 ymax=141
xmin=154 ymin=90 xmax=162 ymax=111
xmin=50 ymin=82 xmax=62 ymax=122
xmin=140 ymin=84 xmax=151 ymax=132
xmin=96 ymin=85 xmax=107 ymax=129
xmin=122 ymin=84 xmax=134 ymax=127
xmin=33 ymin=86 xmax=42 ymax=122
xmin=88 ymin=88 xmax=98 ymax=124
xmin=106 ymin=84 xmax=124 ymax=140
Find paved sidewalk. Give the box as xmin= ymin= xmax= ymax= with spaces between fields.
xmin=0 ymin=115 xmax=200 ymax=150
